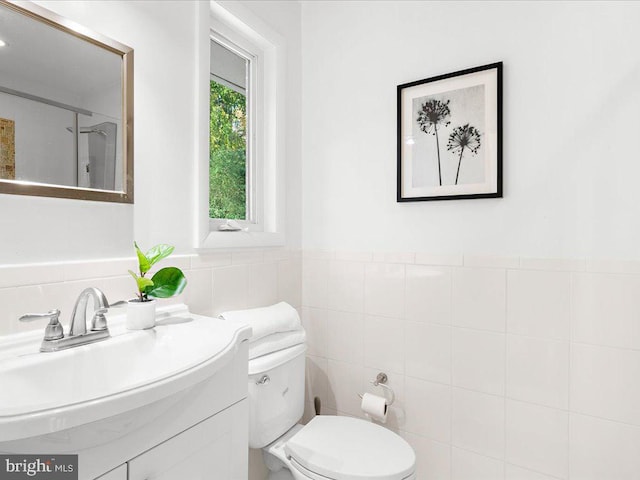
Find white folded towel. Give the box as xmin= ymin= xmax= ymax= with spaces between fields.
xmin=219 ymin=302 xmax=301 ymax=343
xmin=248 ymin=327 xmax=306 ymax=359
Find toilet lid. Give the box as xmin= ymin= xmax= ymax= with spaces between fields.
xmin=284 ymin=416 xmax=416 ymax=480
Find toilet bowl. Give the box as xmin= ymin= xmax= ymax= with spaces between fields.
xmin=248 ymin=339 xmax=416 ymax=480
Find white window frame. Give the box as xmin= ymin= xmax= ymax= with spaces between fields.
xmin=196 ymin=1 xmax=285 ymax=249
xmin=208 ymin=34 xmax=259 ymax=230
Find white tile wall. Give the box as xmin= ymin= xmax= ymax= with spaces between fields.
xmin=328 ymin=260 xmax=365 ymax=313
xmin=305 ymin=355 xmax=328 ymax=406
xmin=0 ymin=248 xmax=301 ymax=337
xmin=372 ymin=251 xmax=416 ymax=264
xmin=452 ymin=447 xmax=505 ymax=480
xmin=182 ymin=268 xmax=213 ymax=316
xmin=405 ymin=322 xmax=451 ymax=384
xmin=506 ymin=335 xmax=569 ymax=409
xmin=571 ymin=272 xmax=640 ymax=349
xmin=302 ymin=251 xmax=640 ymax=480
xmin=326 ymin=359 xmax=364 ymax=417
xmin=0 ymin=249 xmax=302 ymax=480
xmin=505 ymin=464 xmax=559 ymax=480
xmin=569 ymin=413 xmax=640 ymax=480
xmin=570 ymin=343 xmax=640 ymax=425
xmin=452 ymin=387 xmax=505 ymax=459
xmin=364 ymin=263 xmax=405 ymax=318
xmin=301 ymin=258 xmax=328 ymax=308
xmin=0 ymin=262 xmax=65 ymax=288
xmin=278 ymin=258 xmax=302 ymax=307
xmin=507 ymin=269 xmax=571 ymax=340
xmin=247 ymin=262 xmax=279 ymax=308
xmin=505 ymin=400 xmax=568 ymax=478
xmin=452 ymin=267 xmax=506 ymax=332
xmin=452 ymin=328 xmax=505 ymax=396
xmin=301 ymin=307 xmax=327 ymax=357
xmin=212 ymin=265 xmax=249 ymax=314
xmin=405 ymin=265 xmax=451 ymax=325
xmin=464 ymin=254 xmax=519 ymax=269
xmin=363 ymin=315 xmax=405 ymax=374
xmin=403 ymin=432 xmax=451 ymax=480
xmin=405 ymin=377 xmax=451 ymax=442
xmin=6 ymin=250 xmax=640 ymax=479
xmin=326 ymin=310 xmax=364 ymax=364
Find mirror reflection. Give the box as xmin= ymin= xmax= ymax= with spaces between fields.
xmin=0 ymin=1 xmax=133 ymax=202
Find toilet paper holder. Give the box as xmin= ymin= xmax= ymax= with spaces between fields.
xmin=357 ymin=372 xmax=395 ymax=406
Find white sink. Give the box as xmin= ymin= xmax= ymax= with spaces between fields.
xmin=0 ymin=304 xmax=252 ymax=442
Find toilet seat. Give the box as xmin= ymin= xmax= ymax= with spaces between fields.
xmin=284 ymin=416 xmax=416 ymax=480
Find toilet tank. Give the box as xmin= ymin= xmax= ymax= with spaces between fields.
xmin=248 ymin=343 xmax=306 ymax=448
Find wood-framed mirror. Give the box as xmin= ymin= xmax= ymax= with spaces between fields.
xmin=0 ymin=0 xmax=133 ymax=203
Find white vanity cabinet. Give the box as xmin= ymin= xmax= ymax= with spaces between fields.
xmin=93 ymin=401 xmax=248 ymax=480
xmin=95 ymin=465 xmax=127 ymax=480
xmin=0 ymin=306 xmax=251 ymax=480
xmin=128 ymin=400 xmax=248 ymax=479
xmin=81 ymin=336 xmax=250 ymax=479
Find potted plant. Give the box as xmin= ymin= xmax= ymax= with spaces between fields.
xmin=127 ymin=242 xmax=187 ymax=330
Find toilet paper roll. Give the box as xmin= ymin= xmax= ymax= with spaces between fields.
xmin=360 ymin=392 xmax=388 ymax=423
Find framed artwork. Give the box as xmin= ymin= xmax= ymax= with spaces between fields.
xmin=0 ymin=118 xmax=15 ymax=180
xmin=397 ymin=62 xmax=502 ymax=202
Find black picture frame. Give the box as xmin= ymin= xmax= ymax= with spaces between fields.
xmin=397 ymin=62 xmax=503 ymax=202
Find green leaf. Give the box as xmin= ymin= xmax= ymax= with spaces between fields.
xmin=129 ymin=269 xmax=154 ymax=293
xmin=145 ymin=267 xmax=187 ymax=299
xmin=134 ymin=242 xmax=151 ymax=274
xmin=145 ymin=244 xmax=175 ymax=268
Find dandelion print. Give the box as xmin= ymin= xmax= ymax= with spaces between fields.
xmin=447 ymin=123 xmax=481 ymax=185
xmin=416 ymin=99 xmax=451 ymax=186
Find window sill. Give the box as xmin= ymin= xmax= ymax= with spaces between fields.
xmin=198 ymin=231 xmax=285 ymax=249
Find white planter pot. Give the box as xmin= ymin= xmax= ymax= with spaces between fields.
xmin=126 ymin=299 xmax=157 ymax=330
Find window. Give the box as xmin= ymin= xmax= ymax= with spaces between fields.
xmin=199 ymin=3 xmax=285 ymax=248
xmin=209 ymin=38 xmax=251 ymax=222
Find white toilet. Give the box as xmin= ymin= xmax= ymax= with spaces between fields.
xmin=248 ymin=342 xmax=417 ymax=480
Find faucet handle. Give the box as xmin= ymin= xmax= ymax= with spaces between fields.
xmin=19 ymin=309 xmax=64 ymax=340
xmin=91 ymin=308 xmax=109 ymax=332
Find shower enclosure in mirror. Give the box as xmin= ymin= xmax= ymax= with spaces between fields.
xmin=0 ymin=0 xmax=133 ymax=203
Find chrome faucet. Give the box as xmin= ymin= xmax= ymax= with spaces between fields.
xmin=20 ymin=287 xmax=112 ymax=352
xmin=69 ymin=287 xmax=109 ymax=336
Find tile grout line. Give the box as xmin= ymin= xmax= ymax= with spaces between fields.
xmin=503 ymin=267 xmax=508 ymax=480
xmin=503 ymin=460 xmax=565 ymax=480
xmin=449 ymin=261 xmax=454 ymax=480
xmin=447 ymin=443 xmax=566 ymax=480
xmin=401 ymin=262 xmax=407 ymax=399
xmin=567 ymin=271 xmax=574 ymax=480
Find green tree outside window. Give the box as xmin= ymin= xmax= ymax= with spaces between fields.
xmin=209 ymin=80 xmax=247 ymax=219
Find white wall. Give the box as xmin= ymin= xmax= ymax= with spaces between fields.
xmin=0 ymin=0 xmax=194 ymax=263
xmin=35 ymin=0 xmax=202 ymax=258
xmin=301 ymin=1 xmax=640 ymax=259
xmin=0 ymin=0 xmax=302 ymax=264
xmin=0 ymin=0 xmax=304 ymax=336
xmin=0 ymin=70 xmax=88 ymax=188
xmin=300 ymin=3 xmax=640 ymax=480
xmin=0 ymin=92 xmax=76 ymax=186
xmin=218 ymin=0 xmax=303 ymax=249
xmin=211 ymin=5 xmax=302 ymax=477
xmin=0 ymin=0 xmax=304 ymax=360
xmin=10 ymin=1 xmax=640 ymax=478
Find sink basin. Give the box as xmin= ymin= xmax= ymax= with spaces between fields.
xmin=0 ymin=304 xmax=251 ymax=442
